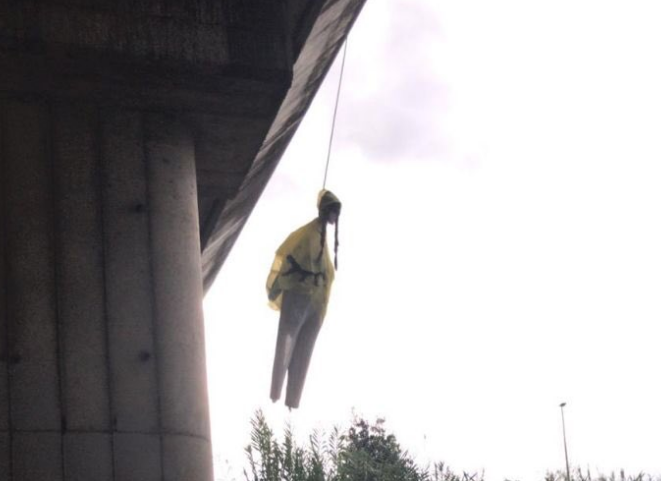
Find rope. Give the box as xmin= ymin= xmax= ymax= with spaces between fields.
xmin=323 ymin=39 xmax=349 ymax=189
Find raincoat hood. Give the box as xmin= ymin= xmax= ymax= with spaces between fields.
xmin=317 ymin=189 xmax=341 ymax=213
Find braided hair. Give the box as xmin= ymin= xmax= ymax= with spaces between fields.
xmin=316 ymin=205 xmax=340 ymax=270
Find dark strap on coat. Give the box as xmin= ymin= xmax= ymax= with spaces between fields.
xmin=282 ymin=255 xmax=326 ymax=286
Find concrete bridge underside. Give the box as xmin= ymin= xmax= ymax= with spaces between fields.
xmin=0 ymin=1 xmax=366 ymax=479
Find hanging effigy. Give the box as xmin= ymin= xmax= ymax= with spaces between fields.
xmin=266 ymin=190 xmax=341 ymax=409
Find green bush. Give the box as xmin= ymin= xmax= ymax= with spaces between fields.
xmin=242 ymin=410 xmax=467 ymax=481
xmin=240 ymin=410 xmax=657 ymax=481
xmin=244 ymin=410 xmax=329 ymax=481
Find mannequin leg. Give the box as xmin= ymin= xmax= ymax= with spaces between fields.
xmin=270 ymin=292 xmax=309 ymax=402
xmin=285 ymin=309 xmax=323 ymax=409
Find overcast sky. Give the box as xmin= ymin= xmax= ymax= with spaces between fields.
xmin=204 ymin=1 xmax=661 ymax=480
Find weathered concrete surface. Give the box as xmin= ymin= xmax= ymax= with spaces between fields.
xmin=0 ymin=95 xmax=7 ymax=443
xmin=53 ymin=103 xmax=111 ymax=433
xmin=0 ymin=98 xmax=214 ymax=480
xmin=101 ymin=110 xmax=161 ymax=434
xmin=162 ymin=434 xmax=213 ymax=481
xmin=0 ymin=0 xmax=366 ymax=479
xmin=12 ymin=432 xmax=63 ymax=481
xmin=113 ymin=433 xmax=162 ymax=481
xmin=0 ymin=432 xmax=8 ymax=479
xmin=3 ymin=100 xmax=61 ymax=433
xmin=63 ymin=433 xmax=114 ymax=481
xmin=144 ymin=113 xmax=210 ymax=439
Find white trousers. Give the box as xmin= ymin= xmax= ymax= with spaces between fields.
xmin=270 ymin=291 xmax=323 ymax=409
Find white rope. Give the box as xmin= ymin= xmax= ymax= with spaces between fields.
xmin=323 ymin=39 xmax=349 ymax=189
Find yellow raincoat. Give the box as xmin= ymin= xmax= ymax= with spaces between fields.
xmin=266 ymin=189 xmax=340 ymax=319
xmin=266 ymin=218 xmax=335 ymax=318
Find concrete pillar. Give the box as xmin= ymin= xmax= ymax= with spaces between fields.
xmin=0 ymin=98 xmax=212 ymax=481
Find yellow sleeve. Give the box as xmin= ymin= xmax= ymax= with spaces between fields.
xmin=266 ymin=254 xmax=285 ymax=310
xmin=265 ymin=223 xmax=309 ymax=310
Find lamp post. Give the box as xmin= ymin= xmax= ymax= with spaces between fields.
xmin=559 ymin=402 xmax=571 ymax=481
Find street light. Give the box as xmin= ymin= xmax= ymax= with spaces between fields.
xmin=559 ymin=402 xmax=571 ymax=481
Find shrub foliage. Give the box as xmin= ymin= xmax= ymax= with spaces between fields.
xmin=243 ymin=410 xmax=477 ymax=481
xmin=242 ymin=410 xmax=658 ymax=481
